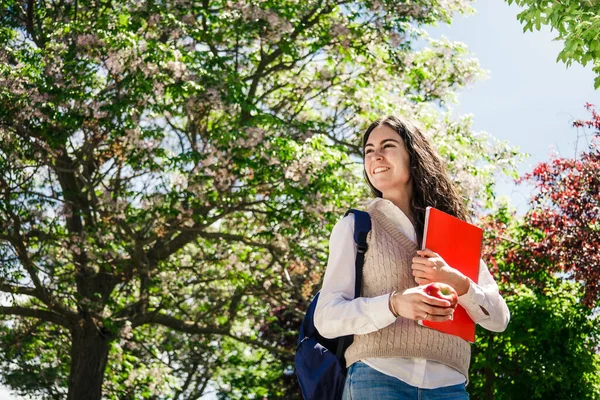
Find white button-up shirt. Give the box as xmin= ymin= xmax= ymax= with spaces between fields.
xmin=314 ymin=198 xmax=510 ymax=388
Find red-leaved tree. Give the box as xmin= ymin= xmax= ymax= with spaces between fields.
xmin=469 ymin=104 xmax=600 ymax=399
xmin=484 ymin=103 xmax=600 ymax=307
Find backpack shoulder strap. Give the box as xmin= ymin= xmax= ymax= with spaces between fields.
xmin=344 ymin=209 xmax=371 ymax=298
xmin=335 ymin=209 xmax=371 ymax=360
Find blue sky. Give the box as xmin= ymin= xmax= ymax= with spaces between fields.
xmin=1 ymin=1 xmax=598 ymax=399
xmin=428 ymin=0 xmax=598 ymax=213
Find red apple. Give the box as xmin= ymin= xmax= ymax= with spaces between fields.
xmin=423 ymin=282 xmax=458 ymax=309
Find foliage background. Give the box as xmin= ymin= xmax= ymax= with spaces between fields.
xmin=0 ymin=0 xmax=598 ymax=399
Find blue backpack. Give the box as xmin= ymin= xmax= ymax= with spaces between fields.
xmin=295 ymin=209 xmax=371 ymax=400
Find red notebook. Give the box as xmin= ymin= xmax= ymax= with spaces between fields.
xmin=418 ymin=206 xmax=483 ymax=343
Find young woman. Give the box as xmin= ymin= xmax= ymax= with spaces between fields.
xmin=314 ymin=116 xmax=510 ymax=399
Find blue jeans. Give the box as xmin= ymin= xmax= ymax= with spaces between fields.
xmin=342 ymin=362 xmax=470 ymax=400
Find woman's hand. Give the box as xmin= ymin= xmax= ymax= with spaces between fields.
xmin=390 ymin=286 xmax=455 ymax=322
xmin=411 ymin=248 xmax=470 ymax=296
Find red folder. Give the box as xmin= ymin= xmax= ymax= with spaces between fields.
xmin=418 ymin=206 xmax=482 ymax=343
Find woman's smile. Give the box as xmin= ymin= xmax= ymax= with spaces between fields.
xmin=364 ymin=126 xmax=412 ymax=197
xmin=373 ymin=166 xmax=391 ymax=174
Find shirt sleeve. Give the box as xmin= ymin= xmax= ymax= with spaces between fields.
xmin=314 ymin=214 xmax=397 ymax=339
xmin=457 ymin=259 xmax=510 ymax=332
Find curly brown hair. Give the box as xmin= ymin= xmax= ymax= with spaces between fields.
xmin=362 ymin=116 xmax=468 ymax=246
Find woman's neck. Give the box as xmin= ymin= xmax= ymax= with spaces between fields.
xmin=382 ymin=191 xmax=414 ymax=225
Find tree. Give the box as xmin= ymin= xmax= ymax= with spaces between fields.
xmin=470 ymin=277 xmax=600 ymax=400
xmin=0 ymin=0 xmax=521 ymax=398
xmin=484 ymin=103 xmax=600 ymax=307
xmin=506 ymin=0 xmax=600 ymax=88
xmin=469 ymin=105 xmax=600 ymax=398
xmin=470 ymin=202 xmax=600 ymax=399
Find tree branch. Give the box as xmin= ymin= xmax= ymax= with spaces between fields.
xmin=0 ymin=306 xmax=72 ymax=329
xmin=146 ymin=230 xmax=197 ymax=267
xmin=241 ymin=2 xmax=336 ymax=123
xmin=145 ymin=200 xmax=258 ymax=268
xmin=131 ymin=312 xmax=293 ymax=360
xmin=53 ymin=152 xmax=90 ymax=237
xmin=0 ymin=281 xmax=40 ymax=298
xmin=0 ymin=181 xmax=53 ymax=307
xmin=24 ymin=0 xmax=45 ymax=48
xmin=223 ymin=331 xmax=293 ymax=361
xmin=174 ymin=360 xmax=200 ymax=400
xmin=0 ymin=184 xmax=77 ymax=321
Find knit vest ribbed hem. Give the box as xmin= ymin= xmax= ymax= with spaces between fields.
xmin=344 ymin=207 xmax=471 ymax=379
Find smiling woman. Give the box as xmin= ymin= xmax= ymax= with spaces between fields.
xmin=314 ymin=116 xmax=510 ymax=399
xmin=361 ymin=117 xmax=469 ymax=244
xmin=364 ymin=126 xmax=413 ymax=222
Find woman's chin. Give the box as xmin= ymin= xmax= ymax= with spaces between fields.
xmin=373 ymin=181 xmax=393 ymax=193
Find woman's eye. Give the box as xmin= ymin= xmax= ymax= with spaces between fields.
xmin=365 ymin=149 xmax=373 ymax=154
xmin=384 ymin=144 xmax=395 ymax=149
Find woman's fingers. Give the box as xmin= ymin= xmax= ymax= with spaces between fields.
xmin=415 ymin=277 xmax=430 ymax=285
xmin=412 ymin=269 xmax=427 ymax=278
xmin=412 ymin=264 xmax=434 ymax=284
xmin=426 ymin=314 xmax=453 ymax=322
xmin=396 ymin=287 xmax=455 ymax=321
xmin=421 ymin=293 xmax=452 ymax=308
xmin=417 ymin=248 xmax=438 ymax=258
xmin=411 ymin=257 xmax=437 ymax=281
xmin=411 ymin=255 xmax=430 ymax=266
xmin=423 ymin=304 xmax=454 ymax=317
xmin=411 ymin=258 xmax=435 ymax=272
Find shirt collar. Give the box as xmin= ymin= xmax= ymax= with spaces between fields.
xmin=367 ymin=197 xmax=418 ymax=244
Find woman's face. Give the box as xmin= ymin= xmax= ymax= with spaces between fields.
xmin=364 ymin=125 xmax=412 ymax=196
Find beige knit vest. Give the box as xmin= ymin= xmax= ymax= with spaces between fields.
xmin=344 ymin=208 xmax=471 ymax=378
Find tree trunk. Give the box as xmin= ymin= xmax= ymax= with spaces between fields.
xmin=67 ymin=318 xmax=111 ymax=400
xmin=484 ymin=365 xmax=494 ymax=400
xmin=484 ymin=332 xmax=495 ymax=400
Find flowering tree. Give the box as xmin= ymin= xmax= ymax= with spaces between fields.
xmin=0 ymin=0 xmax=520 ymax=398
xmin=506 ymin=0 xmax=600 ymax=88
